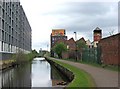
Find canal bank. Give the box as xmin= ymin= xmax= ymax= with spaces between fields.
xmin=45 ymin=56 xmax=119 ymax=88
xmin=0 ymin=52 xmax=37 ymax=71
xmin=46 ymin=58 xmax=74 ymax=83
xmin=45 ymin=56 xmax=96 ymax=88
xmin=0 ymin=60 xmax=16 ymax=70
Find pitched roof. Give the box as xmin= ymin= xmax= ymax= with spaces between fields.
xmin=76 ymin=37 xmax=86 ymax=43
xmin=66 ymin=38 xmax=75 ymax=44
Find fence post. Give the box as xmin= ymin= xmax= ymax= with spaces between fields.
xmin=97 ymin=46 xmax=102 ymax=64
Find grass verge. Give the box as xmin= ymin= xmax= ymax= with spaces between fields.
xmin=46 ymin=57 xmax=96 ymax=87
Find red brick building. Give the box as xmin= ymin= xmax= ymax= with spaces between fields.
xmin=66 ymin=38 xmax=76 ymax=59
xmin=50 ymin=29 xmax=67 ymax=57
xmin=98 ymin=33 xmax=120 ymax=65
xmin=76 ymin=37 xmax=86 ymax=49
xmin=52 ymin=38 xmax=76 ymax=59
xmin=66 ymin=38 xmax=76 ymax=51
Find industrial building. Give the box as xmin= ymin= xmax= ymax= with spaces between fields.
xmin=50 ymin=29 xmax=67 ymax=57
xmin=0 ymin=1 xmax=32 ymax=60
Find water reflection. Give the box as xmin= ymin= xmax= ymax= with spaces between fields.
xmin=1 ymin=63 xmax=31 ymax=87
xmin=32 ymin=58 xmax=52 ymax=87
xmin=1 ymin=58 xmax=68 ymax=88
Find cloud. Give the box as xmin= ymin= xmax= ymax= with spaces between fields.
xmin=20 ymin=0 xmax=118 ymax=51
xmin=43 ymin=2 xmax=111 ymax=15
xmin=46 ymin=2 xmax=118 ymax=39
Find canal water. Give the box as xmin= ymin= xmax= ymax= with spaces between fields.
xmin=0 ymin=57 xmax=68 ymax=88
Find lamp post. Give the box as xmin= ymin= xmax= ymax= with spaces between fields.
xmin=74 ymin=32 xmax=77 ymax=61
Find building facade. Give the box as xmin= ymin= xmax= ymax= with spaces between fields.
xmin=0 ymin=1 xmax=32 ymax=60
xmin=50 ymin=29 xmax=67 ymax=57
xmin=86 ymin=39 xmax=93 ymax=48
xmin=19 ymin=6 xmax=32 ymax=53
xmin=98 ymin=33 xmax=119 ymax=65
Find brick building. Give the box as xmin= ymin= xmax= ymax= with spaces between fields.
xmin=66 ymin=38 xmax=76 ymax=51
xmin=76 ymin=37 xmax=86 ymax=49
xmin=52 ymin=37 xmax=76 ymax=59
xmin=66 ymin=38 xmax=76 ymax=59
xmin=98 ymin=33 xmax=120 ymax=65
xmin=93 ymin=27 xmax=102 ymax=47
xmin=50 ymin=29 xmax=67 ymax=57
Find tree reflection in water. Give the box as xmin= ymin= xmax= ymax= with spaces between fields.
xmin=1 ymin=58 xmax=68 ymax=88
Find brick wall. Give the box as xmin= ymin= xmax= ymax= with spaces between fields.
xmin=99 ymin=33 xmax=120 ymax=65
xmin=66 ymin=38 xmax=76 ymax=51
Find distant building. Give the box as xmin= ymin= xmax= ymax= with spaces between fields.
xmin=66 ymin=38 xmax=76 ymax=51
xmin=86 ymin=39 xmax=93 ymax=48
xmin=76 ymin=37 xmax=86 ymax=45
xmin=39 ymin=49 xmax=47 ymax=57
xmin=50 ymin=29 xmax=67 ymax=57
xmin=53 ymin=37 xmax=76 ymax=59
xmin=51 ymin=29 xmax=66 ymax=36
xmin=93 ymin=27 xmax=102 ymax=47
xmin=76 ymin=37 xmax=88 ymax=50
xmin=66 ymin=38 xmax=76 ymax=59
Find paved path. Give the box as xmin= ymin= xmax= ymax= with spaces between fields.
xmin=54 ymin=59 xmax=119 ymax=87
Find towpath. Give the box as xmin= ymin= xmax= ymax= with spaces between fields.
xmin=52 ymin=58 xmax=119 ymax=87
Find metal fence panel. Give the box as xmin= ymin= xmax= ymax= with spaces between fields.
xmin=82 ymin=47 xmax=101 ymax=64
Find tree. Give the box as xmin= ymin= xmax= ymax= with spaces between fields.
xmin=32 ymin=49 xmax=38 ymax=55
xmin=32 ymin=49 xmax=38 ymax=54
xmin=53 ymin=42 xmax=67 ymax=58
xmin=77 ymin=41 xmax=88 ymax=50
xmin=76 ymin=40 xmax=88 ymax=61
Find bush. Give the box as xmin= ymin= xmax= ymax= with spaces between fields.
xmin=12 ymin=50 xmax=38 ymax=64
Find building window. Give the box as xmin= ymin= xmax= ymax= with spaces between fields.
xmin=12 ymin=20 xmax=14 ymax=27
xmin=0 ymin=17 xmax=1 ymax=28
xmin=52 ymin=38 xmax=54 ymax=41
xmin=12 ymin=12 xmax=14 ymax=18
xmin=5 ymin=32 xmax=7 ymax=42
xmin=2 ymin=41 xmax=3 ymax=51
xmin=0 ymin=6 xmax=1 ymax=17
xmin=67 ymin=45 xmax=69 ymax=49
xmin=2 ymin=20 xmax=4 ymax=29
xmin=12 ymin=28 xmax=13 ymax=35
xmin=2 ymin=30 xmax=4 ymax=41
xmin=9 ymin=35 xmax=10 ymax=43
xmin=2 ymin=9 xmax=5 ymax=18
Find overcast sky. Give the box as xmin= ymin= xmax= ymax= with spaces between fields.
xmin=20 ymin=0 xmax=119 ymax=52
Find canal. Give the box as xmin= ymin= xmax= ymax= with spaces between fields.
xmin=0 ymin=57 xmax=68 ymax=88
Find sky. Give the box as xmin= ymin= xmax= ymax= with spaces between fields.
xmin=20 ymin=0 xmax=119 ymax=52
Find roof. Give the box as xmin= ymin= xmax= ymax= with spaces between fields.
xmin=94 ymin=27 xmax=102 ymax=32
xmin=76 ymin=37 xmax=86 ymax=43
xmin=100 ymin=33 xmax=120 ymax=41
